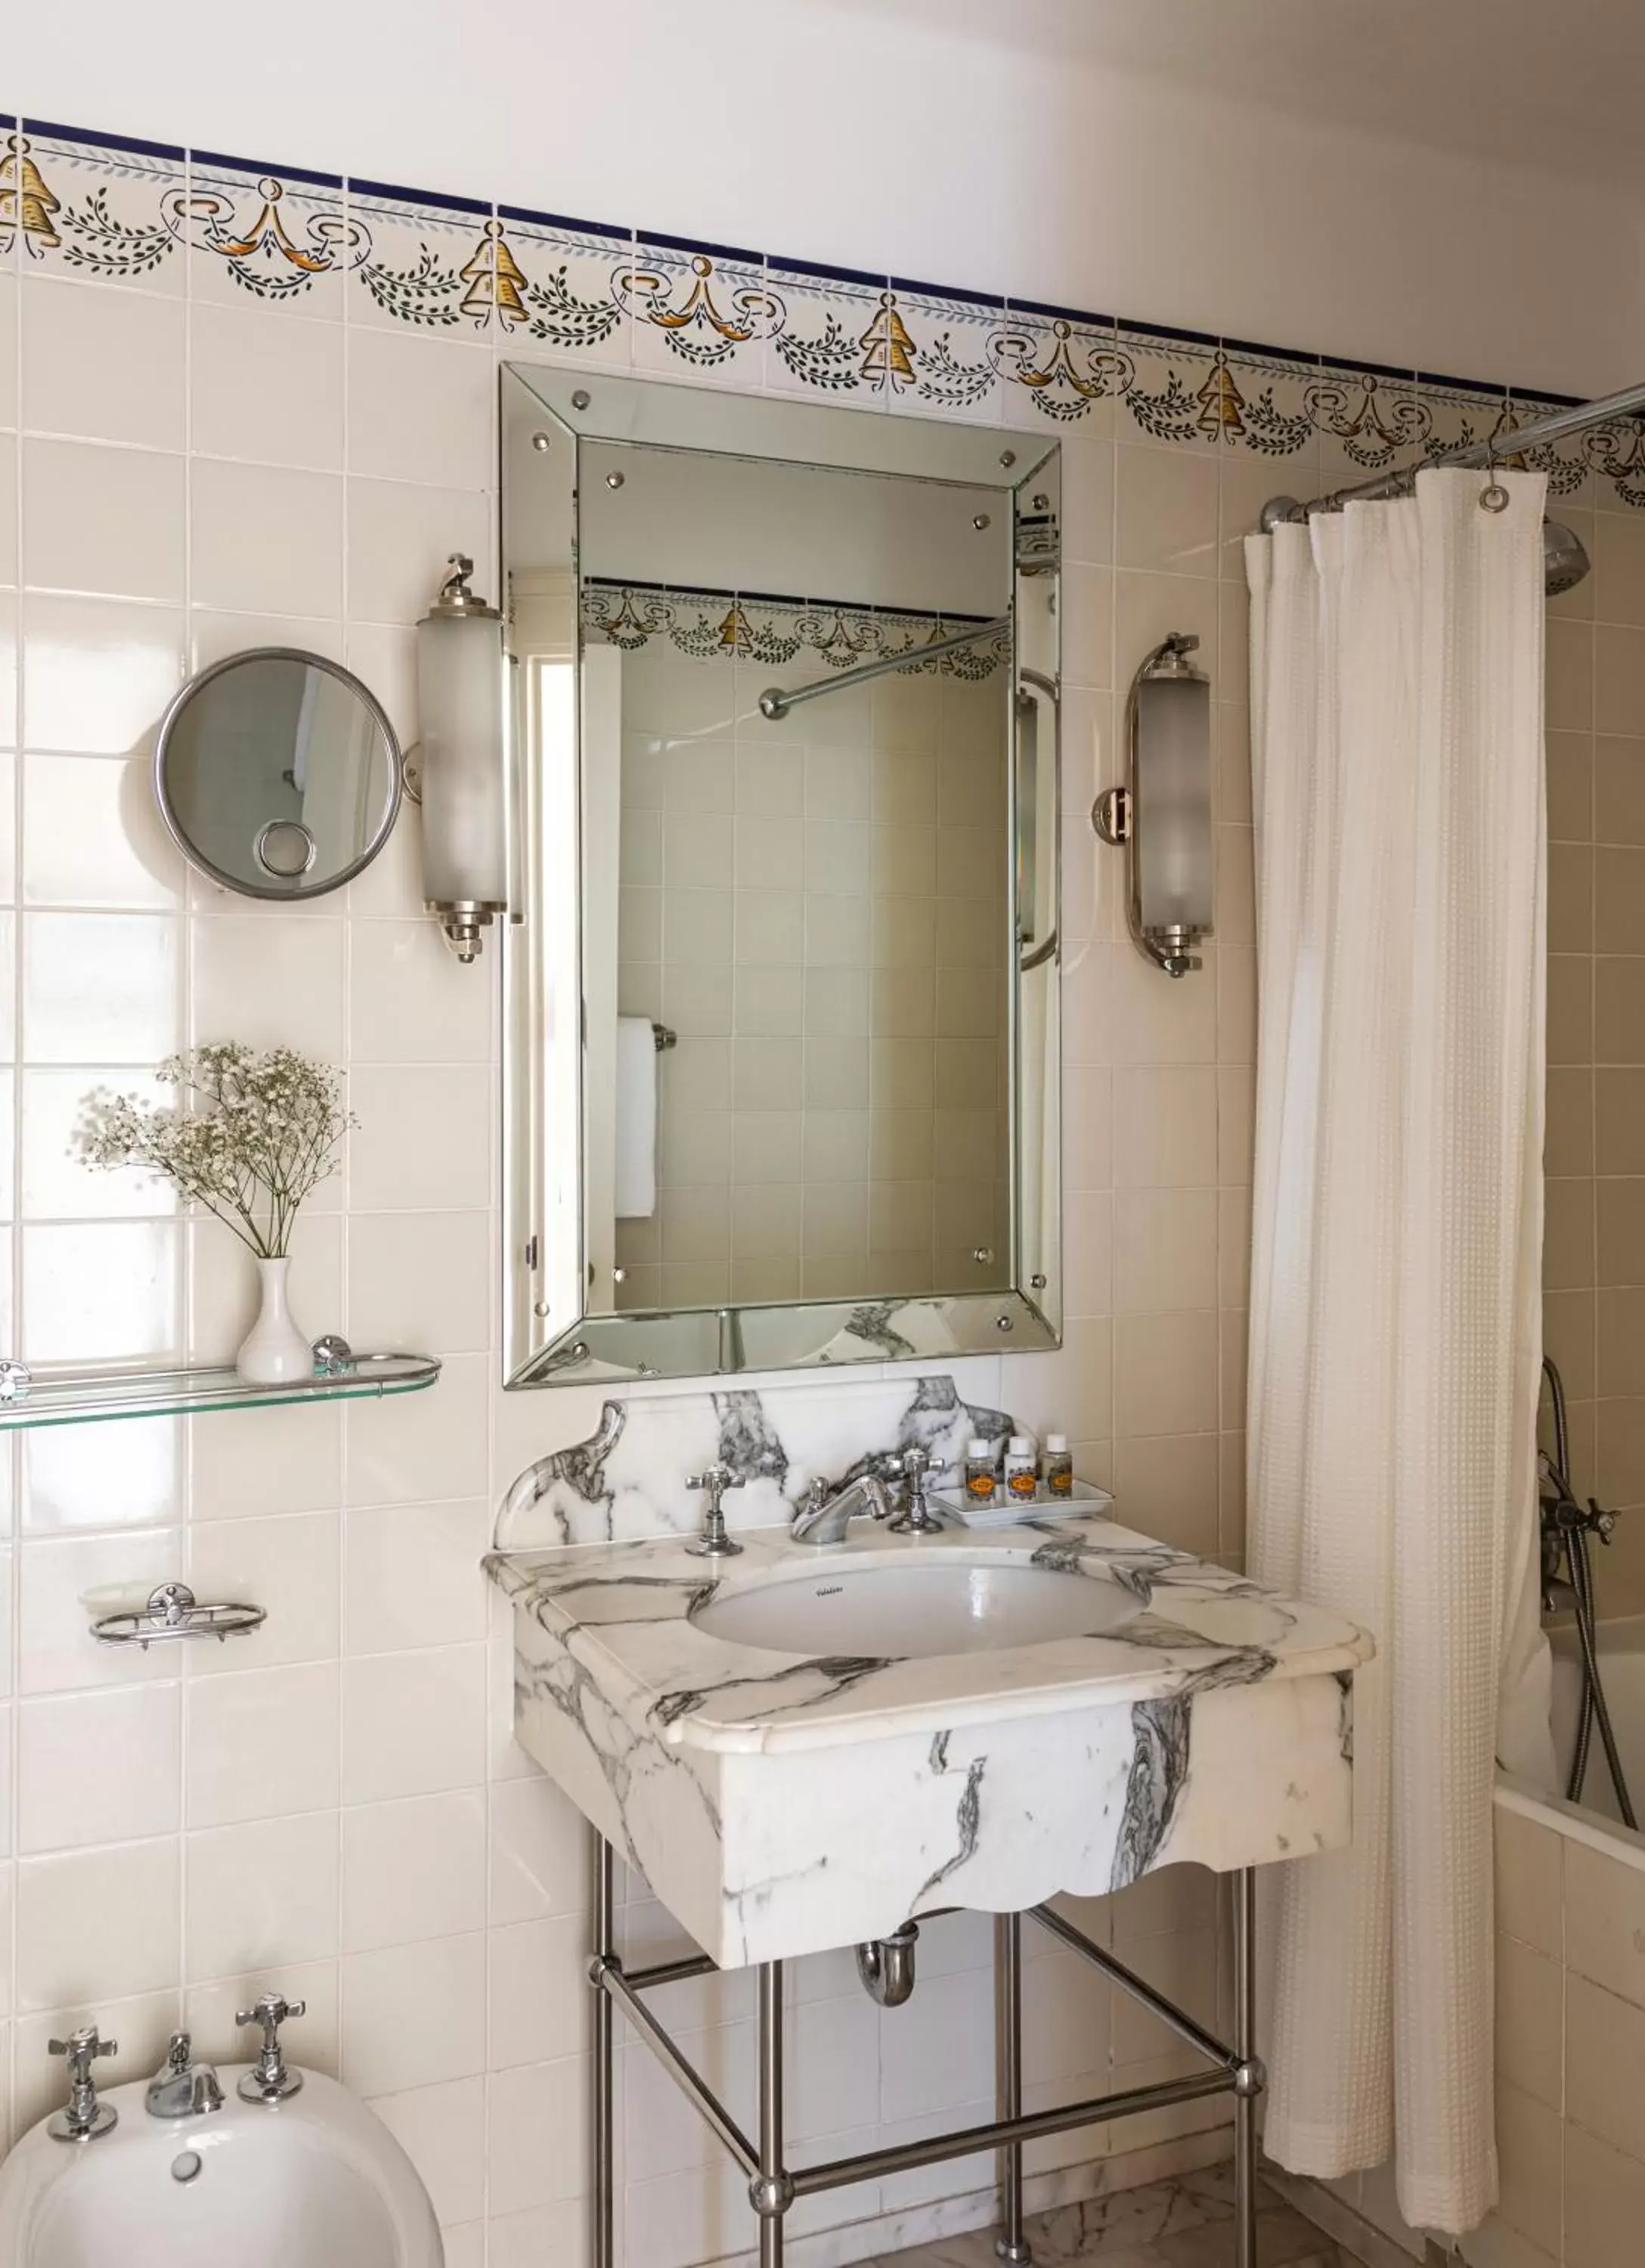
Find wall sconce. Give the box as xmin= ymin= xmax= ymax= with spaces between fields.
xmin=416 ymin=554 xmax=507 ymax=962
xmin=1092 ymin=631 xmax=1213 ymax=977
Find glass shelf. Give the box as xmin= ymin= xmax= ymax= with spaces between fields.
xmin=0 ymin=1352 xmax=441 ymax=1431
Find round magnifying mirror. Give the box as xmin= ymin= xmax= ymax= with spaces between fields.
xmin=154 ymin=649 xmax=402 ymax=900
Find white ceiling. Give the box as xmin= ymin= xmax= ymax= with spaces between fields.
xmin=834 ymin=0 xmax=1645 ymax=193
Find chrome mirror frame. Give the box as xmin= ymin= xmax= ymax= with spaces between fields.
xmin=499 ymin=363 xmax=1062 ymax=1388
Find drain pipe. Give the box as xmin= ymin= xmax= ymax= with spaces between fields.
xmin=856 ymin=1923 xmax=919 ymax=2008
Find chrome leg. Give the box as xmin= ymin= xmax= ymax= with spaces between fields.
xmin=1231 ymin=1868 xmax=1264 ymax=2268
xmin=751 ymin=1962 xmax=792 ymax=2268
xmin=591 ymin=1830 xmax=615 ymax=2268
xmin=994 ymin=1913 xmax=1032 ymax=2265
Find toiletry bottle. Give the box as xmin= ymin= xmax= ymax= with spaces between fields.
xmin=1003 ymin=1435 xmax=1038 ymax=1502
xmin=1042 ymin=1435 xmax=1073 ymax=1498
xmin=964 ymin=1439 xmax=996 ymax=1505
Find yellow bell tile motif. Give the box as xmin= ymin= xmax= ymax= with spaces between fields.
xmin=0 ymin=132 xmax=62 ymax=251
xmin=7 ymin=132 xmax=177 ymax=277
xmin=860 ymin=294 xmax=917 ymax=389
xmin=1195 ymin=355 xmax=1247 ymax=438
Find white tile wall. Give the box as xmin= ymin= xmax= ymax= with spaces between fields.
xmin=0 ymin=190 xmax=1266 ymax=2261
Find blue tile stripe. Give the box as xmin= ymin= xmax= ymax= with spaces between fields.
xmin=191 ymin=148 xmax=343 ymax=190
xmin=2 ymin=107 xmax=1632 ymax=500
xmin=348 ymin=176 xmax=489 ymax=217
xmin=24 ymin=117 xmax=184 ymax=161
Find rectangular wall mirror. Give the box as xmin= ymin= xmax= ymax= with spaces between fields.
xmin=500 ymin=364 xmax=1062 ymax=1387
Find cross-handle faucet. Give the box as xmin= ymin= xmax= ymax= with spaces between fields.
xmin=47 ymin=2025 xmax=119 ymax=2141
xmin=146 ymin=2030 xmax=224 ymax=2120
xmin=685 ymin=1461 xmax=745 ymax=1558
xmin=891 ymin=1445 xmax=944 ymax=1535
xmin=235 ymin=1991 xmax=305 ymax=2103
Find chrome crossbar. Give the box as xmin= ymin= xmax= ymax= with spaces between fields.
xmin=788 ymin=2067 xmax=1235 ymax=2197
xmin=592 ymin=1954 xmax=758 ymax=2178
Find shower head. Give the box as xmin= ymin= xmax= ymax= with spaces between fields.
xmin=1544 ymin=516 xmax=1591 ymax=597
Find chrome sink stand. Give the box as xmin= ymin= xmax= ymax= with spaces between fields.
xmin=587 ymin=1829 xmax=1264 ymax=2268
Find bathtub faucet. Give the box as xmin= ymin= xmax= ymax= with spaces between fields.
xmin=1539 ymin=1355 xmax=1619 ymax=1610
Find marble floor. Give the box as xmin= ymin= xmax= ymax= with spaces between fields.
xmin=871 ymin=2167 xmax=1365 ymax=2268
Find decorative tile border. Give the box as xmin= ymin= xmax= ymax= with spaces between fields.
xmin=176 ymin=149 xmax=353 ymax=309
xmin=2 ymin=113 xmax=1640 ymax=503
xmin=583 ymin=578 xmax=1009 ymax=678
xmin=5 ymin=119 xmax=183 ymax=287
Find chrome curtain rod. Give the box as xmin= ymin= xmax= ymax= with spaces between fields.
xmin=757 ymin=614 xmax=1011 ymax=720
xmin=1262 ymin=375 xmax=1645 ymax=526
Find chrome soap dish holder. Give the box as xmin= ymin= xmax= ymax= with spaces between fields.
xmin=91 ymin=1581 xmax=266 ymax=1651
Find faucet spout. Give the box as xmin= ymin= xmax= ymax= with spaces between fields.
xmin=146 ymin=2032 xmax=224 ymax=2120
xmin=791 ymin=1471 xmax=894 ymax=1545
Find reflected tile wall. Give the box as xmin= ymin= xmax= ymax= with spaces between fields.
xmin=1543 ymin=492 xmax=1645 ymax=1613
xmin=611 ymin=634 xmax=1010 ymax=1309
xmin=0 ymin=106 xmax=1388 ymax=2266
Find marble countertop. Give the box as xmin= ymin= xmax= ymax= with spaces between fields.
xmin=485 ymin=1512 xmax=1374 ymax=1758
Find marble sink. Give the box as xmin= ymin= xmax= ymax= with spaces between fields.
xmin=485 ymin=1511 xmax=1374 ymax=1969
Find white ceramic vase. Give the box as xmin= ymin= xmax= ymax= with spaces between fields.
xmin=236 ymin=1255 xmax=312 ymax=1386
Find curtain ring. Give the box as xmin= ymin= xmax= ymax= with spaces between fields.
xmin=1479 ymin=448 xmax=1511 ymax=514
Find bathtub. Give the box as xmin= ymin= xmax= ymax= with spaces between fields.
xmin=1470 ymin=1615 xmax=1645 ymax=2266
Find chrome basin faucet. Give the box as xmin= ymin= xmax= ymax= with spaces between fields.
xmin=792 ymin=1470 xmax=894 ymax=1545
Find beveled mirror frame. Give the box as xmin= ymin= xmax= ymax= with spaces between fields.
xmin=500 ymin=364 xmax=1062 ymax=1388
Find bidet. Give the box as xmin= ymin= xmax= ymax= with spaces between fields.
xmin=0 ymin=2057 xmax=443 ymax=2268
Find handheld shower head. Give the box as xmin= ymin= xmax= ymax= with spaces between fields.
xmin=1544 ymin=516 xmax=1591 ymax=597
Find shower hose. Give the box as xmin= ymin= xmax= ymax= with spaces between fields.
xmin=1541 ymin=1356 xmax=1637 ymax=1830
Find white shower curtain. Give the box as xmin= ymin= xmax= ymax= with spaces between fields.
xmin=1243 ymin=469 xmax=1554 ymax=2235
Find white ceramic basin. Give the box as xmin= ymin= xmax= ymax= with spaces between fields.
xmin=0 ymin=2068 xmax=443 ymax=2268
xmin=692 ymin=1558 xmax=1136 ymax=1659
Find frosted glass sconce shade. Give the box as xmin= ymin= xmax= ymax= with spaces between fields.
xmin=417 ymin=555 xmax=507 ymax=962
xmin=1092 ymin=632 xmax=1213 ymax=978
xmin=1135 ymin=668 xmax=1213 ymax=941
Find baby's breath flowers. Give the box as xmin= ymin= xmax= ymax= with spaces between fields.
xmin=77 ymin=1043 xmax=355 ymax=1259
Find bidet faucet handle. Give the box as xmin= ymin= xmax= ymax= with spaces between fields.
xmin=47 ymin=2026 xmax=119 ymax=2142
xmin=235 ymin=1992 xmax=305 ymax=2104
xmin=49 ymin=2026 xmax=117 ymax=2086
xmin=237 ymin=1991 xmax=305 ymax=2048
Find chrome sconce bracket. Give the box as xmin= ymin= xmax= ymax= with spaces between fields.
xmin=1092 ymin=631 xmax=1214 ymax=978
